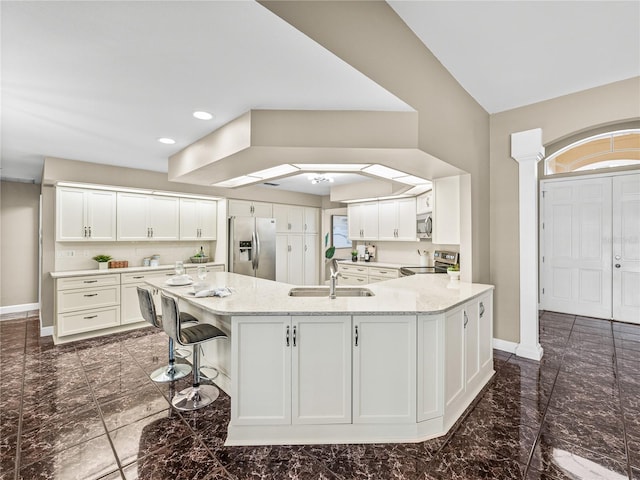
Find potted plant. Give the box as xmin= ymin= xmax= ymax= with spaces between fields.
xmin=351 ymin=249 xmax=358 ymax=262
xmin=447 ymin=263 xmax=460 ymax=280
xmin=93 ymin=254 xmax=112 ymax=270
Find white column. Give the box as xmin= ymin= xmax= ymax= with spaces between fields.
xmin=511 ymin=128 xmax=545 ymax=361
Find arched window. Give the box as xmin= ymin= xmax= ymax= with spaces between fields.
xmin=544 ymin=129 xmax=640 ymax=175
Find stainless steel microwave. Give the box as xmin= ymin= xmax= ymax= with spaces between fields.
xmin=417 ymin=212 xmax=432 ymax=239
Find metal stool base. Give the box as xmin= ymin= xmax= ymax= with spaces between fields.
xmin=172 ymin=384 xmax=219 ymax=411
xmin=150 ymin=363 xmax=191 ymax=383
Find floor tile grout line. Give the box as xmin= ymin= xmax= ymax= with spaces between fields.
xmin=610 ymin=321 xmax=634 ymax=480
xmin=521 ymin=312 xmax=573 ymax=479
xmin=78 ymin=339 xmax=126 ymax=479
xmin=13 ymin=324 xmax=27 ymax=480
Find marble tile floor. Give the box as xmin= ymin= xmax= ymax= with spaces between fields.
xmin=1 ymin=311 xmax=639 ymax=480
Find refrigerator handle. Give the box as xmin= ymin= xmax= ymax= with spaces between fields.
xmin=253 ymin=232 xmax=260 ymax=270
xmin=228 ymin=217 xmax=235 ymax=272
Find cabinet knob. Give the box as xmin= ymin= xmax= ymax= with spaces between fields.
xmin=615 ymin=264 xmax=621 ymax=268
xmin=479 ymin=302 xmax=485 ymax=318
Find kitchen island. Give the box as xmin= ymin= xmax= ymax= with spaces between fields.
xmin=146 ymin=272 xmax=494 ymax=446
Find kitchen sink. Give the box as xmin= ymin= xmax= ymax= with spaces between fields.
xmin=288 ymin=287 xmax=375 ymax=298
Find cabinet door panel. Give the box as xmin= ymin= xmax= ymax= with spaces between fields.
xmin=478 ymin=294 xmax=493 ymax=371
xmin=288 ymin=234 xmax=304 ymax=286
xmin=377 ymin=200 xmax=397 ymax=240
xmin=179 ymin=198 xmax=199 ymax=240
xmin=148 ymin=196 xmax=179 ymax=240
xmin=252 ymin=202 xmax=273 ymax=218
xmin=228 ymin=200 xmax=253 ymax=217
xmin=465 ymin=302 xmax=480 ymax=388
xmin=361 ymin=202 xmax=379 ymax=240
xmin=275 ymin=235 xmax=289 ymax=283
xmin=273 ymin=204 xmax=289 ymax=234
xmin=121 ymin=283 xmax=145 ymax=325
xmin=303 ymin=234 xmax=318 ymax=286
xmin=86 ymin=190 xmax=117 ymax=241
xmin=444 ymin=308 xmax=465 ymax=408
xmin=232 ymin=317 xmax=291 ymax=425
xmin=117 ymin=193 xmax=149 ymax=240
xmin=353 ymin=315 xmax=416 ymax=423
xmin=292 ymin=316 xmax=351 ymax=424
xmin=197 ymin=200 xmax=217 ymax=240
xmin=57 ymin=188 xmax=86 ymax=241
xmin=418 ymin=315 xmax=444 ymax=421
xmin=304 ymin=207 xmax=318 ymax=233
xmin=396 ymin=198 xmax=417 ymax=241
xmin=288 ymin=206 xmax=304 ymax=233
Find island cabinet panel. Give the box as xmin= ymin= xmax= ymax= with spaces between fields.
xmin=353 ymin=315 xmax=416 ymax=424
xmin=417 ymin=314 xmax=444 ymax=422
xmin=292 ymin=316 xmax=351 ymax=425
xmin=231 ymin=315 xmax=351 ymax=427
xmin=444 ymin=305 xmax=465 ymax=410
xmin=464 ymin=301 xmax=481 ymax=389
xmin=232 ymin=316 xmax=291 ymax=425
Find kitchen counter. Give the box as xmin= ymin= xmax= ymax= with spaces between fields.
xmin=145 ymin=271 xmax=492 ymax=316
xmin=149 ymin=272 xmax=494 ymax=447
xmin=336 ymin=259 xmax=404 ymax=269
xmin=50 ymin=262 xmax=225 ymax=278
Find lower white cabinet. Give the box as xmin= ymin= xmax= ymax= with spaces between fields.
xmin=353 ymin=315 xmax=416 ymax=424
xmin=120 ymin=269 xmax=175 ymax=322
xmin=417 ymin=314 xmax=444 ymax=422
xmin=231 ymin=315 xmax=351 ymax=426
xmin=338 ymin=263 xmax=399 ymax=285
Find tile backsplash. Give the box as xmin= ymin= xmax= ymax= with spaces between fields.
xmin=55 ymin=241 xmax=217 ymax=271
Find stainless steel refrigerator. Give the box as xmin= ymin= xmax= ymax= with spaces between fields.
xmin=228 ymin=216 xmax=276 ymax=280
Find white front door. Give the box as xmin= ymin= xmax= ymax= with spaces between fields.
xmin=541 ymin=177 xmax=612 ymax=318
xmin=612 ymin=173 xmax=640 ymax=323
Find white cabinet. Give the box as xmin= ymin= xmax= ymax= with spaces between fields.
xmin=179 ymin=198 xmax=217 ymax=240
xmin=416 ymin=190 xmax=433 ymax=215
xmin=276 ymin=234 xmax=304 ymax=285
xmin=303 ymin=235 xmax=319 ymax=285
xmin=348 ymin=202 xmax=378 ymax=240
xmin=377 ymin=198 xmax=416 ymax=241
xmin=338 ymin=263 xmax=399 ymax=285
xmin=117 ymin=193 xmax=180 ymax=241
xmin=56 ymin=274 xmax=121 ymax=337
xmin=417 ymin=315 xmax=444 ymax=422
xmin=56 ymin=187 xmax=117 ymax=241
xmin=120 ymin=269 xmax=175 ymax=321
xmin=228 ymin=199 xmax=273 ymax=217
xmin=432 ymin=176 xmax=460 ymax=245
xmin=231 ymin=315 xmax=351 ymax=426
xmin=444 ymin=293 xmax=494 ymax=416
xmin=273 ymin=204 xmax=304 ymax=233
xmin=303 ymin=207 xmax=319 ymax=234
xmin=352 ymin=315 xmax=416 ymax=424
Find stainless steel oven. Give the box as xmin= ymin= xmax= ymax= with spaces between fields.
xmin=400 ymin=250 xmax=459 ymax=276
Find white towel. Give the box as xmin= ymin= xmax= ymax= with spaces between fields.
xmin=194 ymin=286 xmax=233 ymax=298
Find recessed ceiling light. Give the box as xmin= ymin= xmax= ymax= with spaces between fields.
xmin=157 ymin=137 xmax=176 ymax=145
xmin=193 ymin=111 xmax=214 ymax=120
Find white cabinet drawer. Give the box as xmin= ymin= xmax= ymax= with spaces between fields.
xmin=58 ymin=306 xmax=120 ymax=337
xmin=339 ymin=273 xmax=368 ymax=285
xmin=339 ymin=264 xmax=369 ymax=275
xmin=57 ymin=274 xmax=119 ymax=291
xmin=57 ymin=286 xmax=120 ymax=313
xmin=368 ymin=275 xmax=390 ymax=284
xmin=368 ymin=267 xmax=399 ymax=279
xmin=121 ymin=269 xmax=174 ymax=284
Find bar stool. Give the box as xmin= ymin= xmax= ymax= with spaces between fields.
xmin=160 ymin=292 xmax=228 ymax=411
xmin=136 ymin=287 xmax=196 ymax=383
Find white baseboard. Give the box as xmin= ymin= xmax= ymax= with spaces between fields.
xmin=493 ymin=338 xmax=518 ymax=354
xmin=40 ymin=326 xmax=54 ymax=337
xmin=0 ymin=302 xmax=39 ymax=317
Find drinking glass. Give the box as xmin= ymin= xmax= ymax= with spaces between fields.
xmin=197 ymin=265 xmax=207 ymax=281
xmin=175 ymin=261 xmax=184 ymax=276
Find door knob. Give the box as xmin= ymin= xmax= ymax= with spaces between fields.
xmin=615 ymin=264 xmax=621 ymax=268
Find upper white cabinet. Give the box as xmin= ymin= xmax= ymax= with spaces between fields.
xmin=228 ymin=199 xmax=273 ymax=217
xmin=303 ymin=207 xmax=319 ymax=234
xmin=416 ymin=190 xmax=433 ymax=215
xmin=179 ymin=198 xmax=217 ymax=240
xmin=432 ymin=176 xmax=460 ymax=245
xmin=273 ymin=205 xmax=304 ymax=234
xmin=348 ymin=202 xmax=379 ymax=240
xmin=377 ymin=198 xmax=417 ymax=241
xmin=117 ymin=193 xmax=179 ymax=241
xmin=56 ymin=187 xmax=117 ymax=241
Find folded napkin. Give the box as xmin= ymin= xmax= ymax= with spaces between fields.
xmin=194 ymin=286 xmax=233 ymax=298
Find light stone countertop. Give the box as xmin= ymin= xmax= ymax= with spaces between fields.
xmin=146 ymin=271 xmax=493 ymax=317
xmin=50 ymin=262 xmax=225 ymax=279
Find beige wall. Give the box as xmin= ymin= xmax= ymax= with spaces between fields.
xmin=490 ymin=77 xmax=640 ymax=342
xmin=261 ymin=0 xmax=491 ymax=286
xmin=1 ymin=181 xmax=40 ymax=308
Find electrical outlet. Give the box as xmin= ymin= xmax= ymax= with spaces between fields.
xmin=57 ymin=250 xmax=75 ymax=258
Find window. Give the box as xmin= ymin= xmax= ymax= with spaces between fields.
xmin=544 ymin=130 xmax=640 ymax=175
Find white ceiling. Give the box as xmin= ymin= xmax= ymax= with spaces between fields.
xmin=1 ymin=1 xmax=638 ymax=189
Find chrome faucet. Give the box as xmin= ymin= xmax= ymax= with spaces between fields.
xmin=329 ymin=259 xmax=341 ymax=299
